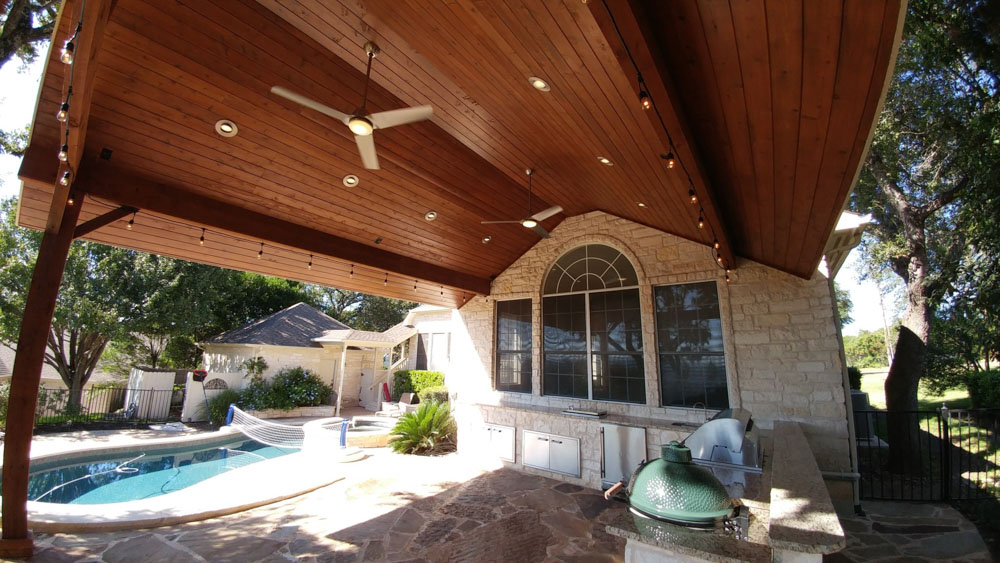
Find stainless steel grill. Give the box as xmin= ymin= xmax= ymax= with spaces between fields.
xmin=682 ymin=408 xmax=763 ymax=499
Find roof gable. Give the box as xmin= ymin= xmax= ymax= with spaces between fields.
xmin=204 ymin=303 xmax=350 ymax=348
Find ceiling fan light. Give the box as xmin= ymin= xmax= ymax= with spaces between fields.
xmin=348 ymin=116 xmax=373 ymax=136
xmin=521 ymin=218 xmax=538 ymax=229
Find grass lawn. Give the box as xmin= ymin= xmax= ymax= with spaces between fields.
xmin=859 ymin=367 xmax=972 ymax=410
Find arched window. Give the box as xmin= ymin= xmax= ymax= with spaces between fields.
xmin=542 ymin=245 xmax=645 ymax=403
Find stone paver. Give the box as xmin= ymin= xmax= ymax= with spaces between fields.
xmin=827 ymin=501 xmax=993 ymax=562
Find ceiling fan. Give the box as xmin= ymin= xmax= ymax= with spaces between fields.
xmin=270 ymin=41 xmax=432 ymax=170
xmin=481 ymin=169 xmax=562 ymax=238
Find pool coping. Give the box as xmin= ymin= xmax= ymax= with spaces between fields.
xmin=5 ymin=428 xmax=352 ymax=532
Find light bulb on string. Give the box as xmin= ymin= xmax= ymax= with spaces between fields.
xmin=60 ymin=40 xmax=75 ymax=64
xmin=440 ymin=286 xmax=444 ymax=296
xmin=308 ymin=254 xmax=313 ymax=270
xmin=57 ymin=102 xmax=70 ymax=122
xmin=414 ymin=280 xmax=418 ymax=292
xmin=350 ymin=264 xmax=354 ymax=278
xmin=127 ymin=212 xmax=135 ymax=230
xmin=66 ymin=193 xmax=75 ymax=206
xmin=384 ymin=273 xmax=388 ymax=286
xmin=713 ymin=238 xmax=720 ymax=250
xmin=258 ymin=242 xmax=264 ymax=259
xmin=688 ymin=188 xmax=697 ymax=204
xmin=662 ymin=152 xmax=676 ymax=169
xmin=199 ymin=228 xmax=205 ymax=246
xmin=639 ymin=90 xmax=651 ymax=110
xmin=697 ymin=213 xmax=705 ymax=229
xmin=58 ymin=144 xmax=69 ymax=162
xmin=59 ymin=171 xmax=71 ymax=186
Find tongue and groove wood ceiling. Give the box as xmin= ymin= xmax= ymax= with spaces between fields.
xmin=17 ymin=0 xmax=903 ymax=308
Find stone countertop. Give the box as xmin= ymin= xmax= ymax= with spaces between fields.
xmin=605 ymin=506 xmax=772 ymax=563
xmin=767 ymin=421 xmax=845 ymax=554
xmin=473 ymin=400 xmax=703 ymax=434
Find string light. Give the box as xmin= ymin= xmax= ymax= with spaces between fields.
xmin=66 ymin=193 xmax=75 ymax=206
xmin=56 ymin=102 xmax=70 ymax=122
xmin=127 ymin=212 xmax=135 ymax=230
xmin=308 ymin=254 xmax=313 ymax=270
xmin=258 ymin=242 xmax=264 ymax=259
xmin=688 ymin=188 xmax=697 ymax=204
xmin=384 ymin=273 xmax=388 ymax=286
xmin=58 ymin=144 xmax=69 ymax=161
xmin=199 ymin=228 xmax=205 ymax=246
xmin=350 ymin=264 xmax=354 ymax=278
xmin=440 ymin=286 xmax=444 ymax=296
xmin=713 ymin=238 xmax=720 ymax=250
xmin=60 ymin=40 xmax=75 ymax=64
xmin=59 ymin=171 xmax=71 ymax=186
xmin=697 ymin=213 xmax=705 ymax=229
xmin=662 ymin=152 xmax=676 ymax=169
xmin=639 ymin=90 xmax=651 ymax=110
xmin=414 ymin=279 xmax=418 ymax=291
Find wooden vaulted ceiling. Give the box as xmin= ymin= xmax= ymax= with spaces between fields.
xmin=17 ymin=0 xmax=904 ymax=307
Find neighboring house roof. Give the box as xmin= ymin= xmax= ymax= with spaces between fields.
xmin=0 ymin=342 xmax=117 ymax=385
xmin=824 ymin=211 xmax=873 ymax=279
xmin=313 ymin=322 xmax=417 ymax=348
xmin=204 ymin=302 xmax=351 ymax=348
xmin=403 ymin=304 xmax=450 ymax=325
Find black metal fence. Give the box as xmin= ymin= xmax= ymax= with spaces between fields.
xmin=35 ymin=386 xmax=178 ymax=426
xmin=855 ymin=407 xmax=1000 ymax=501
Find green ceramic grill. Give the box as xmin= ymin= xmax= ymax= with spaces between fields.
xmin=623 ymin=441 xmax=734 ymax=526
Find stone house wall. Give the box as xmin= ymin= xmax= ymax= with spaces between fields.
xmin=450 ymin=211 xmax=850 ymax=481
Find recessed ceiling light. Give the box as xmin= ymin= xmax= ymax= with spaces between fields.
xmin=343 ymin=174 xmax=359 ymax=187
xmin=424 ymin=210 xmax=438 ymax=221
xmin=214 ymin=119 xmax=238 ymax=137
xmin=637 ymin=202 xmax=646 ymax=207
xmin=482 ymin=235 xmax=492 ymax=244
xmin=598 ymin=156 xmax=613 ymax=166
xmin=528 ymin=76 xmax=551 ymax=92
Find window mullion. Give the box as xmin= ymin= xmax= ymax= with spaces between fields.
xmin=585 ymin=291 xmax=593 ymax=400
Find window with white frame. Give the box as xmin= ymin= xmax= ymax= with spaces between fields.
xmin=654 ymin=281 xmax=728 ymax=409
xmin=541 ymin=244 xmax=645 ymax=403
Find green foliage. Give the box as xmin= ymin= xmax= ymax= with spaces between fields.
xmin=834 ymin=282 xmax=854 ymax=327
xmin=417 ymin=385 xmax=450 ymax=404
xmin=0 ymin=128 xmax=28 ymax=157
xmin=392 ymin=370 xmax=445 ymax=401
xmin=847 ymin=367 xmax=863 ymax=391
xmin=388 ymin=401 xmax=456 ymax=455
xmin=312 ymin=286 xmax=418 ymax=332
xmin=0 ymin=380 xmax=9 ymax=429
xmin=267 ymin=367 xmax=331 ymax=409
xmin=240 ymin=356 xmax=268 ymax=385
xmin=966 ymin=370 xmax=1000 ymax=409
xmin=208 ymin=389 xmax=241 ymax=426
xmin=162 ymin=335 xmax=200 ymax=369
xmin=844 ymin=329 xmax=893 ymax=369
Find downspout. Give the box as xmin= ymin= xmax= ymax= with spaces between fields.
xmin=336 ymin=343 xmax=348 ymax=417
xmin=827 ymin=275 xmax=862 ymax=514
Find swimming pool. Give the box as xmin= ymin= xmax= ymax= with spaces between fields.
xmin=27 ymin=438 xmax=298 ymax=505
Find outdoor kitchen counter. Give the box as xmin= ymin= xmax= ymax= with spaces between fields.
xmin=472 ymin=400 xmax=704 ymax=434
xmin=605 ymin=506 xmax=771 ymax=562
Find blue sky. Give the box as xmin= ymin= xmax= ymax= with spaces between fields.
xmin=0 ymin=56 xmax=899 ymax=335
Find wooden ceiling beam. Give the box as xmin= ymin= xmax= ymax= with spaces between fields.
xmin=62 ymin=158 xmax=492 ymax=295
xmin=73 ymin=204 xmax=137 ymax=238
xmin=43 ymin=0 xmax=114 ymax=234
xmin=588 ymin=0 xmax=736 ymax=267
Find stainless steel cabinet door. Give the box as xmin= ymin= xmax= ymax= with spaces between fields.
xmin=548 ymin=436 xmax=581 ymax=477
xmin=523 ymin=431 xmax=550 ymax=470
xmin=600 ymin=423 xmax=647 ymax=488
xmin=487 ymin=424 xmax=515 ymax=462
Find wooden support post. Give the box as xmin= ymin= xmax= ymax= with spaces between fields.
xmin=0 ymin=194 xmax=85 ymax=557
xmin=336 ymin=344 xmax=348 ymax=418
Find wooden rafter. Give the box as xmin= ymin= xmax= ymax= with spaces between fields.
xmin=588 ymin=0 xmax=736 ymax=268
xmin=45 ymin=0 xmax=114 ymax=234
xmin=68 ymin=159 xmax=492 ymax=295
xmin=72 ymin=204 xmax=137 ymax=238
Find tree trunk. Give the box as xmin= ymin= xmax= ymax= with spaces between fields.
xmin=66 ymin=380 xmax=84 ymax=415
xmin=885 ymin=250 xmax=933 ymax=472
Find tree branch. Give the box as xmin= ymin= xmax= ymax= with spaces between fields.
xmin=918 ymin=176 xmax=967 ymax=219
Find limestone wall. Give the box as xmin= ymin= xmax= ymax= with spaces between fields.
xmin=451 ymin=211 xmax=850 ymax=474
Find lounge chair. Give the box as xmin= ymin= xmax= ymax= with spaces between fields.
xmin=376 ymin=393 xmax=418 ymax=417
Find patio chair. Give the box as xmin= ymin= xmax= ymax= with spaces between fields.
xmin=376 ymin=393 xmax=418 ymax=417
xmin=103 ymin=402 xmax=138 ymax=422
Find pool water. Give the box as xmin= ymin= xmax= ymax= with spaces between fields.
xmin=27 ymin=439 xmax=298 ymax=505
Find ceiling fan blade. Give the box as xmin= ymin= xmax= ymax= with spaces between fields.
xmin=530 ymin=205 xmax=563 ymax=222
xmin=531 ymin=224 xmax=551 ymax=238
xmin=480 ymin=220 xmax=522 ymax=224
xmin=369 ymin=106 xmax=433 ymax=129
xmin=355 ymin=134 xmax=380 ymax=170
xmin=271 ymin=86 xmax=350 ymax=124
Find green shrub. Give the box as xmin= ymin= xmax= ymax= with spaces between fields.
xmin=847 ymin=366 xmax=863 ymax=391
xmin=388 ymin=401 xmax=456 ymax=455
xmin=392 ymin=370 xmax=444 ymax=400
xmin=967 ymin=370 xmax=1000 ymax=408
xmin=418 ymin=385 xmax=450 ymax=404
xmin=237 ymin=381 xmax=273 ymax=411
xmin=0 ymin=380 xmax=9 ymax=429
xmin=208 ymin=389 xmax=241 ymax=426
xmin=267 ymin=367 xmax=331 ymax=409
